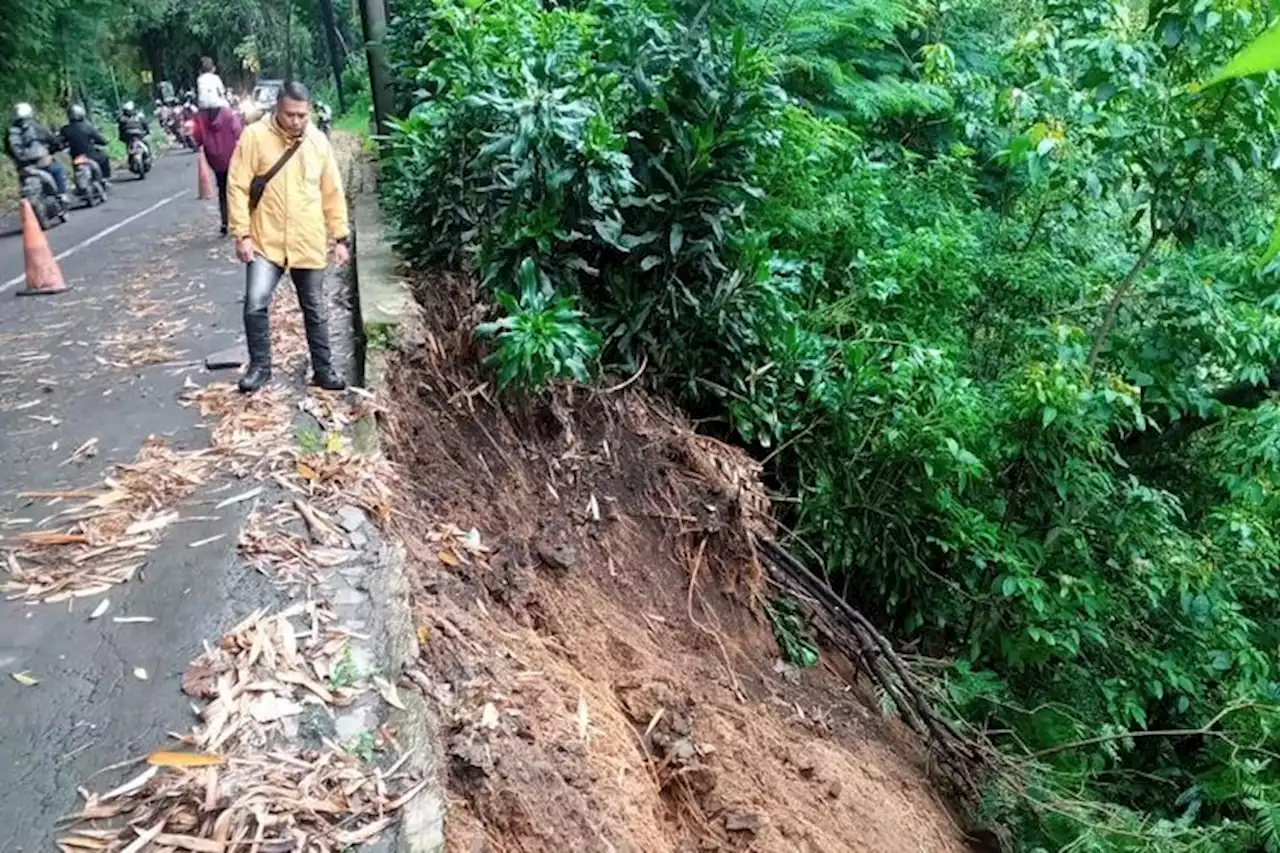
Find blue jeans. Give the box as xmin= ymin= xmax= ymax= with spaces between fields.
xmin=47 ymin=161 xmax=66 ymax=195
xmin=243 ymin=256 xmax=332 ymax=373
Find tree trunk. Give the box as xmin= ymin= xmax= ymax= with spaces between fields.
xmin=317 ymin=0 xmax=347 ymax=113
xmin=286 ymin=1 xmax=295 ymax=80
xmin=357 ymin=0 xmax=395 ymax=134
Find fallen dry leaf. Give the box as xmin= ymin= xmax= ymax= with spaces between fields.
xmin=248 ymin=694 xmax=303 ymax=723
xmin=153 ymin=834 xmax=226 ymax=852
xmin=213 ymin=486 xmax=263 ymax=510
xmin=145 ymin=750 xmax=224 ymax=768
xmin=119 ymin=819 xmax=165 ymax=853
xmin=60 ymin=438 xmax=99 ymax=467
xmin=374 ymin=676 xmax=407 ymax=711
xmin=100 ymin=765 xmax=158 ymax=802
xmin=123 ymin=511 xmax=179 ymax=537
xmin=181 ymin=662 xmax=218 ymax=700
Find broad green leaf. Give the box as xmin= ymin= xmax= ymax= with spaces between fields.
xmin=1205 ymin=24 xmax=1280 ymax=87
xmin=1259 ymin=212 xmax=1280 ymax=269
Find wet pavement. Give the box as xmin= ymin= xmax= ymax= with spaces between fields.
xmin=0 ymin=150 xmax=294 ymax=850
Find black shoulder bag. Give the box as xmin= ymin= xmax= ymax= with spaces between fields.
xmin=248 ymin=139 xmax=302 ymax=213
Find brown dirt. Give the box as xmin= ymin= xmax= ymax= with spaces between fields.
xmin=380 ymin=271 xmax=975 ymax=853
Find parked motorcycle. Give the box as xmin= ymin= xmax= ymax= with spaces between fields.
xmin=180 ymin=114 xmax=199 ymax=151
xmin=72 ymin=155 xmax=107 ymax=208
xmin=127 ymin=138 xmax=151 ymax=179
xmin=20 ymin=164 xmax=67 ymax=230
xmin=316 ymin=104 xmax=333 ymax=138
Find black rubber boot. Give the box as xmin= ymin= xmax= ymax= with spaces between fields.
xmin=238 ymin=364 xmax=273 ymax=393
xmin=311 ymin=369 xmax=346 ymax=391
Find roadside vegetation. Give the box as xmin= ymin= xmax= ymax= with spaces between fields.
xmin=380 ymin=0 xmax=1280 ymax=848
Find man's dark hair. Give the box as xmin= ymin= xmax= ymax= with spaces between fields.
xmin=277 ymin=81 xmax=311 ymax=105
xmin=200 ymin=56 xmax=215 ymax=73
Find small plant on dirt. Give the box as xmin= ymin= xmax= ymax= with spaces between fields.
xmin=475 ymin=258 xmax=601 ymax=394
xmin=296 ymin=427 xmax=325 ymax=455
xmin=365 ymin=322 xmax=396 ymax=352
xmin=299 ymin=706 xmax=335 ymax=742
xmin=765 ymin=596 xmax=819 ymax=669
xmin=344 ymin=729 xmax=377 ymax=764
xmin=329 ymin=643 xmax=359 ymax=689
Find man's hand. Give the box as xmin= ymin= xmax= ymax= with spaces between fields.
xmin=235 ymin=237 xmax=256 ymax=264
xmin=333 ymin=241 xmax=350 ymax=268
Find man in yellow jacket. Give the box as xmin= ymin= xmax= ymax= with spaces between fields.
xmin=226 ymin=80 xmax=349 ymax=393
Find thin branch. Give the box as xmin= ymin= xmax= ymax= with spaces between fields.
xmin=1026 ymin=701 xmax=1271 ymax=760
xmin=600 ymin=352 xmax=648 ymax=394
xmin=1085 ymin=227 xmax=1161 ymax=370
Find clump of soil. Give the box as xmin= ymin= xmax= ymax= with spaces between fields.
xmin=381 ymin=272 xmax=973 ymax=853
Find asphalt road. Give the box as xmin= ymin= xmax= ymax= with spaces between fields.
xmin=0 ymin=149 xmax=281 ymax=851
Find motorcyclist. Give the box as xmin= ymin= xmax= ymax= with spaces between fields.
xmin=117 ymin=102 xmax=152 ymax=169
xmin=60 ymin=104 xmax=111 ymax=182
xmin=5 ymin=103 xmax=68 ymax=201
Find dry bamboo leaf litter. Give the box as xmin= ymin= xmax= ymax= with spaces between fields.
xmin=60 ymin=602 xmax=418 ymax=853
xmin=6 ymin=365 xmax=393 ymax=602
xmin=3 ymin=439 xmax=217 ymax=602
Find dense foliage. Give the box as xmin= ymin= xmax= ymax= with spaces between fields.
xmin=382 ymin=0 xmax=1280 ymax=848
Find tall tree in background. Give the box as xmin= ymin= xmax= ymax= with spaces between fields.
xmin=317 ymin=0 xmax=346 ymax=113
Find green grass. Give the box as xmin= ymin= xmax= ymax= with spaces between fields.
xmin=334 ymin=110 xmax=373 ymax=138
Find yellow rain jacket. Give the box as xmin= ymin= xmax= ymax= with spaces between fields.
xmin=226 ymin=116 xmax=348 ymax=270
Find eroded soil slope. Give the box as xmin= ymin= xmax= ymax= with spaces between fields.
xmin=381 ymin=272 xmax=972 ymax=853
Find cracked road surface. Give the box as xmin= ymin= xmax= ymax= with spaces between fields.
xmin=0 ymin=151 xmax=281 ymax=851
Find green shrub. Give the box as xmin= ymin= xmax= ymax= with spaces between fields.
xmin=476 ymin=258 xmax=601 ymax=393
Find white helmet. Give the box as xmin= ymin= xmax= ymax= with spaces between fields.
xmin=14 ymin=102 xmax=33 ymax=120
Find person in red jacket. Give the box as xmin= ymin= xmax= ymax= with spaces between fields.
xmin=193 ymin=103 xmax=245 ymax=236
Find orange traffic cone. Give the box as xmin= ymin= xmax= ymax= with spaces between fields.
xmin=15 ymin=199 xmax=67 ymax=297
xmin=197 ymin=151 xmax=215 ymax=200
